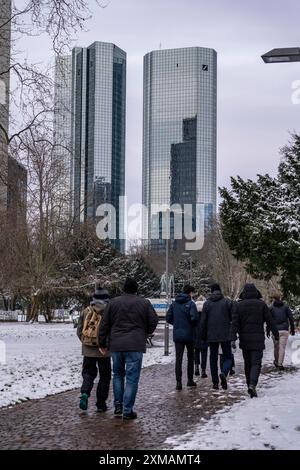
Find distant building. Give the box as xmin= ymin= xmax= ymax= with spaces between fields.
xmin=7 ymin=156 xmax=27 ymax=226
xmin=71 ymin=42 xmax=126 ymax=252
xmin=142 ymin=47 xmax=217 ymax=251
xmin=0 ymin=0 xmax=12 ymax=215
xmin=171 ymin=117 xmax=197 ymax=221
xmin=170 ymin=117 xmax=197 ymax=249
xmin=0 ymin=0 xmax=27 ymax=226
xmin=53 ymin=55 xmax=73 ymax=218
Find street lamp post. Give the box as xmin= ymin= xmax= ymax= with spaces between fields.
xmin=164 ymin=234 xmax=170 ymax=356
xmin=261 ymin=47 xmax=300 ymax=64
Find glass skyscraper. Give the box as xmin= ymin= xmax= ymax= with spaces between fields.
xmin=142 ymin=47 xmax=217 ymax=249
xmin=71 ymin=42 xmax=126 ymax=252
xmin=54 ymin=55 xmax=72 ymax=218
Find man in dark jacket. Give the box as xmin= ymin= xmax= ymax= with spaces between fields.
xmin=200 ymin=283 xmax=233 ymax=390
xmin=98 ymin=278 xmax=158 ymax=420
xmin=77 ymin=286 xmax=111 ymax=412
xmin=231 ymin=283 xmax=279 ymax=398
xmin=166 ymin=285 xmax=198 ymax=390
xmin=268 ymin=292 xmax=295 ymax=370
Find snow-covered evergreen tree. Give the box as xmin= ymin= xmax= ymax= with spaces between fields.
xmin=220 ymin=134 xmax=300 ymax=296
xmin=59 ymin=227 xmax=160 ymax=303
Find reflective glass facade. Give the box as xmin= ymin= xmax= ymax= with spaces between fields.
xmin=54 ymin=55 xmax=72 ymax=217
xmin=72 ymin=42 xmax=126 ymax=252
xmin=142 ymin=47 xmax=217 ymax=247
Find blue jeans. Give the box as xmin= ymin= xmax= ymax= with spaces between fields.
xmin=209 ymin=341 xmax=232 ymax=385
xmin=111 ymin=351 xmax=143 ymax=415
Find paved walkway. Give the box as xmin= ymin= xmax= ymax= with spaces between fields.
xmin=0 ymin=350 xmax=285 ymax=450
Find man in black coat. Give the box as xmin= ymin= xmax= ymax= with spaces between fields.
xmin=166 ymin=285 xmax=199 ymax=390
xmin=200 ymin=283 xmax=233 ymax=390
xmin=231 ymin=283 xmax=279 ymax=398
xmin=98 ymin=278 xmax=158 ymax=420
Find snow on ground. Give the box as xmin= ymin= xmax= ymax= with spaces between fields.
xmin=166 ymin=336 xmax=300 ymax=450
xmin=0 ymin=322 xmax=173 ymax=408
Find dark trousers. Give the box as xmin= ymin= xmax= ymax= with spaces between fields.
xmin=81 ymin=356 xmax=111 ymax=407
xmin=194 ymin=341 xmax=208 ymax=370
xmin=242 ymin=350 xmax=263 ymax=387
xmin=220 ymin=352 xmax=235 ymax=370
xmin=175 ymin=342 xmax=194 ymax=382
xmin=209 ymin=341 xmax=232 ymax=385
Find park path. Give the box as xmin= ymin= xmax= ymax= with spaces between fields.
xmin=0 ymin=350 xmax=282 ymax=450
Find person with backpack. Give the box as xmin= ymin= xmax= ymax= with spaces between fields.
xmin=231 ymin=283 xmax=279 ymax=398
xmin=200 ymin=283 xmax=233 ymax=391
xmin=268 ymin=291 xmax=295 ymax=370
xmin=77 ymin=285 xmax=111 ymax=412
xmin=98 ymin=278 xmax=158 ymax=420
xmin=166 ymin=285 xmax=199 ymax=390
xmin=194 ymin=295 xmax=208 ymax=378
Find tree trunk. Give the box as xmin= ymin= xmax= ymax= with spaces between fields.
xmin=27 ymin=295 xmax=40 ymax=322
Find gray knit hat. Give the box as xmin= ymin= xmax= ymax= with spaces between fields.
xmin=90 ymin=284 xmax=110 ymax=306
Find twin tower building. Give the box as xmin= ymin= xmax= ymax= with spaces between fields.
xmin=54 ymin=42 xmax=217 ymax=252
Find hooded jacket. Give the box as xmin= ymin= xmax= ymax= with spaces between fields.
xmin=268 ymin=300 xmax=295 ymax=334
xmin=231 ymin=283 xmax=279 ymax=350
xmin=166 ymin=293 xmax=198 ymax=343
xmin=200 ymin=290 xmax=233 ymax=342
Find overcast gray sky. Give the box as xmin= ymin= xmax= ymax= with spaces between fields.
xmin=22 ymin=0 xmax=300 ymax=207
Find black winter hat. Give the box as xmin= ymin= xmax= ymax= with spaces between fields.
xmin=211 ymin=283 xmax=221 ymax=293
xmin=91 ymin=284 xmax=110 ymax=305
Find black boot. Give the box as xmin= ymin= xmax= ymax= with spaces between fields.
xmin=248 ymin=385 xmax=258 ymax=398
xmin=114 ymin=404 xmax=123 ymax=417
xmin=201 ymin=370 xmax=208 ymax=378
xmin=176 ymin=381 xmax=182 ymax=390
xmin=97 ymin=402 xmax=108 ymax=412
xmin=123 ymin=411 xmax=137 ymax=420
xmin=195 ymin=365 xmax=200 ymax=376
xmin=219 ymin=373 xmax=228 ymax=390
xmin=187 ymin=380 xmax=197 ymax=387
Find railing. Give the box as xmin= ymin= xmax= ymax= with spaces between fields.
xmin=0 ymin=310 xmax=19 ymax=321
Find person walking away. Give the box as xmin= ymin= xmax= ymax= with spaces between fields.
xmin=231 ymin=283 xmax=279 ymax=398
xmin=194 ymin=295 xmax=208 ymax=378
xmin=77 ymin=286 xmax=111 ymax=412
xmin=166 ymin=285 xmax=199 ymax=390
xmin=200 ymin=283 xmax=233 ymax=391
xmin=98 ymin=278 xmax=158 ymax=420
xmin=268 ymin=291 xmax=295 ymax=370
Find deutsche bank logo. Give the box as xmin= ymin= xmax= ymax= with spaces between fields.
xmin=202 ymin=64 xmax=208 ymax=71
xmin=0 ymin=340 xmax=6 ymax=365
